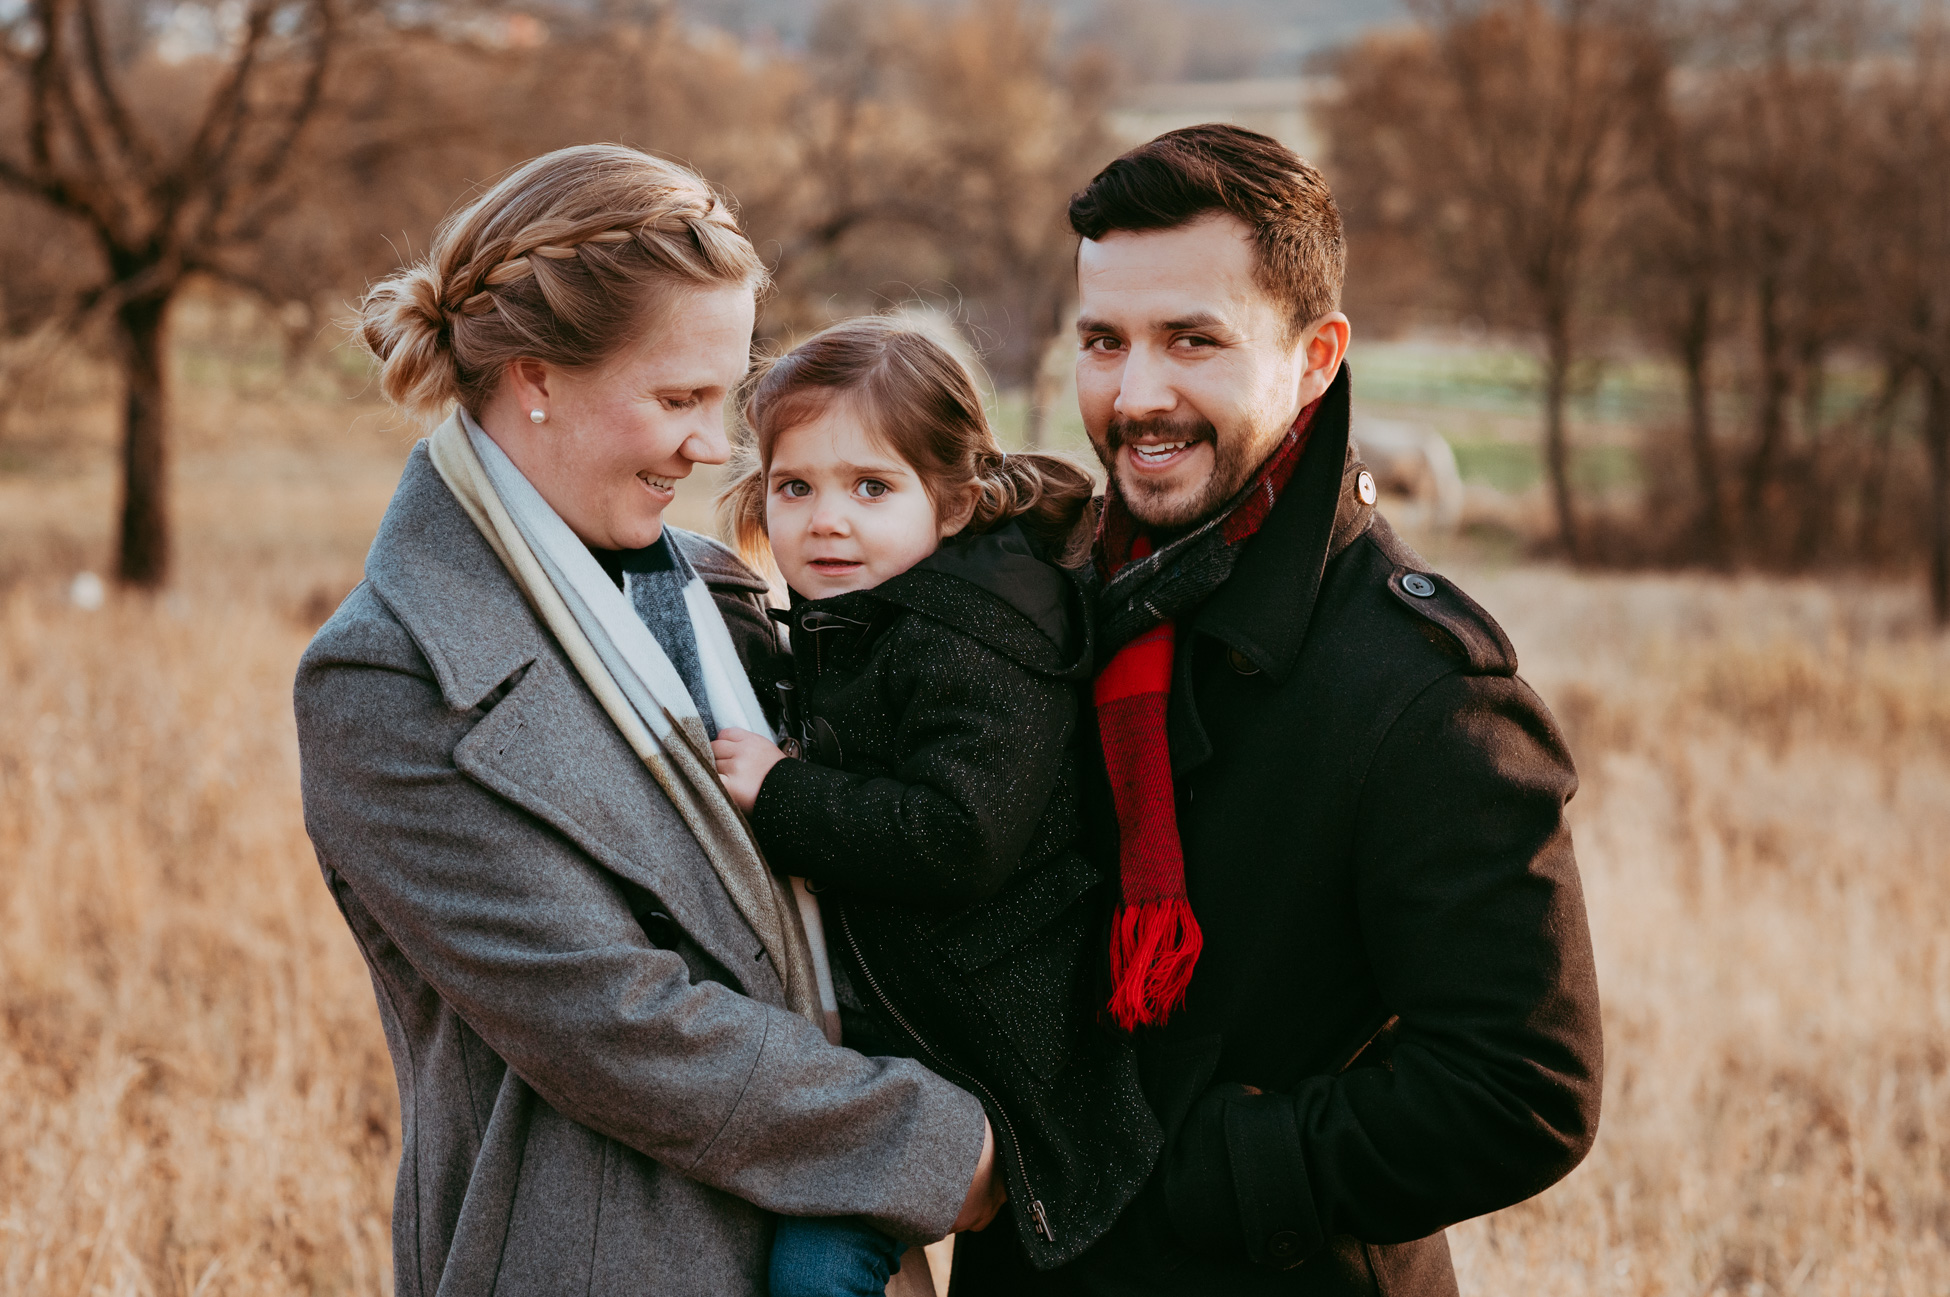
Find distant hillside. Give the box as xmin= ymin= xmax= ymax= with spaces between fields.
xmin=676 ymin=0 xmax=1408 ymax=75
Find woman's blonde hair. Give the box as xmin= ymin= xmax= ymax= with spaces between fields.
xmin=358 ymin=143 xmax=767 ymax=420
xmin=719 ymin=317 xmax=1094 ymax=567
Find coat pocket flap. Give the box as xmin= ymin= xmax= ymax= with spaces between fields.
xmin=936 ymin=852 xmax=1104 ymax=972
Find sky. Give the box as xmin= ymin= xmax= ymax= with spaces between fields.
xmin=677 ymin=0 xmax=1412 ymax=77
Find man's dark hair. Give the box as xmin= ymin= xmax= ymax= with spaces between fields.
xmin=1068 ymin=123 xmax=1346 ymax=333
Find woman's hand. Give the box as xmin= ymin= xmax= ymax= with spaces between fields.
xmin=711 ymin=727 xmax=786 ymax=812
xmin=951 ymin=1116 xmax=1007 ymax=1233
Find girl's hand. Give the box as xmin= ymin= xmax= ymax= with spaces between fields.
xmin=711 ymin=728 xmax=786 ymax=812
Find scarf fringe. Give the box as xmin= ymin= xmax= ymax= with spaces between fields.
xmin=1108 ymin=895 xmax=1204 ymax=1031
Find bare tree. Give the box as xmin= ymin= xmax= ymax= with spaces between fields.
xmin=0 ymin=0 xmax=337 ymax=585
xmin=760 ymin=0 xmax=1112 ymax=442
xmin=1624 ymin=46 xmax=1738 ymax=565
xmin=1859 ymin=23 xmax=1950 ymax=624
xmin=1713 ymin=41 xmax=1862 ymax=542
xmin=1331 ymin=0 xmax=1659 ymax=557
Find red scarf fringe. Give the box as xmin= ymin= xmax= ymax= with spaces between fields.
xmin=1108 ymin=895 xmax=1205 ymax=1032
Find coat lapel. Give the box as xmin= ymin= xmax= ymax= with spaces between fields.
xmin=1167 ymin=366 xmax=1372 ymax=778
xmin=366 ymin=445 xmax=778 ymax=995
xmin=1191 ymin=364 xmax=1359 ymax=687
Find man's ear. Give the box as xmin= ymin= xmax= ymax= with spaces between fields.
xmin=1296 ymin=312 xmax=1351 ymax=405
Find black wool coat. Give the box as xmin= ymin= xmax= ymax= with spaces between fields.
xmin=748 ymin=524 xmax=1164 ymax=1270
xmin=953 ymin=367 xmax=1604 ymax=1296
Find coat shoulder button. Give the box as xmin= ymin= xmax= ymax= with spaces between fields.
xmin=1226 ymin=647 xmax=1261 ymax=676
xmin=1356 ymin=469 xmax=1377 ymax=505
xmin=1402 ymin=572 xmax=1436 ymax=598
xmin=1267 ymin=1229 xmax=1300 ymax=1258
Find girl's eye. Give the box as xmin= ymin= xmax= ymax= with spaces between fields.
xmin=778 ymin=480 xmax=811 ymax=499
xmin=858 ymin=479 xmax=889 ymax=499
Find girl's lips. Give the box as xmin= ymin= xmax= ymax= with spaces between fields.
xmin=809 ymin=558 xmax=863 ymax=572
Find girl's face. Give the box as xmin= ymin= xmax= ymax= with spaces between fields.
xmin=766 ymin=399 xmax=972 ymax=598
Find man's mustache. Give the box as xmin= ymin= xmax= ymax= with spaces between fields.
xmin=1104 ymin=414 xmax=1217 ymax=451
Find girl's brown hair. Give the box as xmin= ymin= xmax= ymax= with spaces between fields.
xmin=358 ymin=143 xmax=767 ymax=421
xmin=719 ymin=317 xmax=1095 ymax=567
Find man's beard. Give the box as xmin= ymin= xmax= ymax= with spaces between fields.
xmin=1098 ymin=412 xmax=1275 ymax=534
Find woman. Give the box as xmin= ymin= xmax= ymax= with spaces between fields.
xmin=294 ymin=145 xmax=999 ymax=1295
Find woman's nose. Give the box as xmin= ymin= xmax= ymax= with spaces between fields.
xmin=681 ymin=415 xmax=730 ymax=467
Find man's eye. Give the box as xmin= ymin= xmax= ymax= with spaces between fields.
xmin=858 ymin=479 xmax=889 ymax=499
xmin=1085 ymin=336 xmax=1122 ymax=353
xmin=778 ymin=480 xmax=811 ymax=499
xmin=1171 ymin=335 xmax=1215 ymax=350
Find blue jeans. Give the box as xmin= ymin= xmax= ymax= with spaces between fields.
xmin=769 ymin=1216 xmax=905 ymax=1297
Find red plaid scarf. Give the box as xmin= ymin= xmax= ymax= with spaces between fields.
xmin=1093 ymin=403 xmax=1319 ymax=1031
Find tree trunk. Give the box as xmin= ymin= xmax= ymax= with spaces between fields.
xmin=1856 ymin=358 xmax=1908 ymax=561
xmin=1024 ymin=331 xmax=1070 ymax=451
xmin=1926 ymin=368 xmax=1950 ymax=628
xmin=116 ymin=294 xmax=171 ymax=587
xmin=1678 ymin=285 xmax=1727 ymax=566
xmin=1542 ymin=310 xmax=1578 ymax=559
xmin=1745 ymin=271 xmax=1791 ymax=532
xmin=1021 ymin=296 xmax=1074 ymax=451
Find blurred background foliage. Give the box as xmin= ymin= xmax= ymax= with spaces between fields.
xmin=4 ymin=0 xmax=1949 ymax=615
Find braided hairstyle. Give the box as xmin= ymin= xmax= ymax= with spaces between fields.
xmin=720 ymin=317 xmax=1094 ymax=567
xmin=359 ymin=144 xmax=768 ymax=421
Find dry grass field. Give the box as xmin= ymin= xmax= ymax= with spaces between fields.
xmin=2 ymin=349 xmax=1948 ymax=1295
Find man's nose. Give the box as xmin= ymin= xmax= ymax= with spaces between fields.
xmin=1114 ymin=346 xmax=1177 ymax=421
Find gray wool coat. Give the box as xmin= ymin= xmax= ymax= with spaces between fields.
xmin=295 ymin=445 xmax=987 ymax=1297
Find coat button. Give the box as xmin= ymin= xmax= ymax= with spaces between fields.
xmin=1227 ymin=647 xmax=1260 ymax=675
xmin=1267 ymin=1229 xmax=1300 ymax=1258
xmin=1356 ymin=470 xmax=1377 ymax=505
xmin=1402 ymin=573 xmax=1437 ymax=598
xmin=642 ymin=911 xmax=681 ymax=949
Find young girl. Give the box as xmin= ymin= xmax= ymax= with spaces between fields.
xmin=712 ymin=318 xmax=1161 ymax=1296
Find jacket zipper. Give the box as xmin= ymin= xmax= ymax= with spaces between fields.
xmin=835 ymin=901 xmax=1056 ymax=1244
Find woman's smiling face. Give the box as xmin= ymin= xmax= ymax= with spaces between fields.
xmin=765 ymin=399 xmax=963 ymax=599
xmin=486 ymin=284 xmax=757 ymax=551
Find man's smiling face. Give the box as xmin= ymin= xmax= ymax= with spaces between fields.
xmin=1076 ymin=212 xmax=1322 ymax=533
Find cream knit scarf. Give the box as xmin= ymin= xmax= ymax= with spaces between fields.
xmin=427 ymin=411 xmax=825 ymax=1034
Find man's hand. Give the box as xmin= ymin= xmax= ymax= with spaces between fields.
xmin=711 ymin=728 xmax=786 ymax=812
xmin=951 ymin=1116 xmax=1007 ymax=1233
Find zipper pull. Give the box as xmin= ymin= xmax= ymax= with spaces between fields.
xmin=1030 ymin=1199 xmax=1055 ymax=1243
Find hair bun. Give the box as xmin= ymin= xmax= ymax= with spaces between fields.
xmin=357 ymin=262 xmax=462 ymax=416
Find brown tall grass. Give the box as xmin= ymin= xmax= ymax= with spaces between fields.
xmin=2 ymin=361 xmax=1947 ymax=1293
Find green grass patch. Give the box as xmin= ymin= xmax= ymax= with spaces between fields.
xmin=1451 ymin=440 xmax=1641 ymax=493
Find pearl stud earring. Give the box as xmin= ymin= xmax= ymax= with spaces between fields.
xmin=529 ymin=409 xmax=546 ymax=425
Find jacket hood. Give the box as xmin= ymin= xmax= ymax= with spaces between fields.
xmin=784 ymin=521 xmax=1092 ymax=681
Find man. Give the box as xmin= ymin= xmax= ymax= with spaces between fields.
xmin=953 ymin=125 xmax=1602 ymax=1295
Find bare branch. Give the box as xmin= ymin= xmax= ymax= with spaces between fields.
xmin=74 ymin=0 xmax=155 ymax=180
xmin=194 ymin=0 xmax=337 ymax=250
xmin=174 ymin=0 xmax=275 ymax=201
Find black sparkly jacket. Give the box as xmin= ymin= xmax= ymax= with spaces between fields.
xmin=747 ymin=522 xmax=1163 ymax=1270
